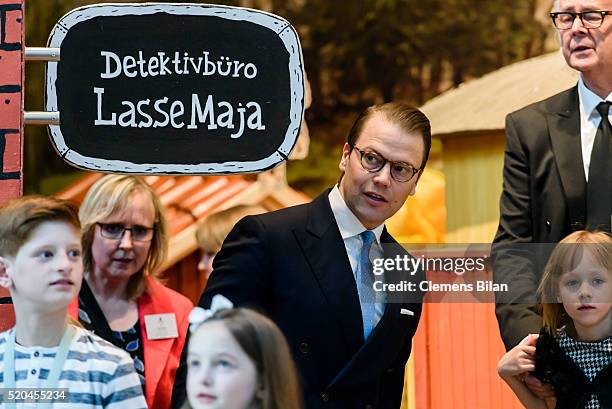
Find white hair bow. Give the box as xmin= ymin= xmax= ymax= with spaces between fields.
xmin=189 ymin=294 xmax=234 ymax=333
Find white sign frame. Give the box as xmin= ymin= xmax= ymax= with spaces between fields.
xmin=45 ymin=3 xmax=304 ymax=174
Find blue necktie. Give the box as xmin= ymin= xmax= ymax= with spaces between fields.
xmin=357 ymin=230 xmax=376 ymax=339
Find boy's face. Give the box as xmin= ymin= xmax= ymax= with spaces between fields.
xmin=0 ymin=221 xmax=83 ymax=313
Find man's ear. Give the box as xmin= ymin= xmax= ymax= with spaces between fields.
xmin=0 ymin=257 xmax=13 ymax=288
xmin=339 ymin=143 xmax=351 ymax=173
xmin=409 ymin=170 xmax=424 ymax=196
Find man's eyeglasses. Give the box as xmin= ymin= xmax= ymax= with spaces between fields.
xmin=97 ymin=222 xmax=155 ymax=242
xmin=351 ymin=145 xmax=421 ymax=183
xmin=550 ymin=11 xmax=612 ymax=29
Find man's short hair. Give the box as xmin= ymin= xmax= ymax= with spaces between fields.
xmin=346 ymin=102 xmax=432 ymax=169
xmin=0 ymin=196 xmax=81 ymax=258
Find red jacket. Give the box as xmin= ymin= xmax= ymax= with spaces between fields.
xmin=69 ymin=278 xmax=193 ymax=409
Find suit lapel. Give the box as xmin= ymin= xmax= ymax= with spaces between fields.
xmin=547 ymin=86 xmax=587 ymax=230
xmin=327 ymin=228 xmax=417 ymax=390
xmin=294 ymin=191 xmax=365 ymax=354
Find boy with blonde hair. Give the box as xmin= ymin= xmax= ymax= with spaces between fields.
xmin=0 ymin=196 xmax=147 ymax=408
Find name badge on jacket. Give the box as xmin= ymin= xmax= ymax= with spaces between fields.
xmin=144 ymin=313 xmax=178 ymax=340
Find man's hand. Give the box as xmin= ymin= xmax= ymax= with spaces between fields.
xmin=497 ymin=334 xmax=538 ymax=378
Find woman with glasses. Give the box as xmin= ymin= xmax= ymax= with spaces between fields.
xmin=71 ymin=174 xmax=193 ymax=409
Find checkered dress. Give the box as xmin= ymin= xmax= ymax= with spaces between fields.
xmin=557 ymin=331 xmax=612 ymax=409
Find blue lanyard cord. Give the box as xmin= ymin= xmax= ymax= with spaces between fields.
xmin=4 ymin=325 xmax=75 ymax=409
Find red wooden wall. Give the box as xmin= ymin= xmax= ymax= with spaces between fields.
xmin=0 ymin=0 xmax=23 ymax=331
xmin=413 ymin=303 xmax=523 ymax=409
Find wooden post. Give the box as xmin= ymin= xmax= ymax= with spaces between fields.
xmin=0 ymin=0 xmax=23 ymax=331
xmin=0 ymin=0 xmax=23 ymax=202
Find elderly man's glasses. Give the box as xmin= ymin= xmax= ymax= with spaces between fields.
xmin=351 ymin=145 xmax=421 ymax=183
xmin=550 ymin=11 xmax=612 ymax=29
xmin=97 ymin=222 xmax=155 ymax=242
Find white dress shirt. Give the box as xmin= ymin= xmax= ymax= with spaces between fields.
xmin=328 ymin=185 xmax=385 ymax=325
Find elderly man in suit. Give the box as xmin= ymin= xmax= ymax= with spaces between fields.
xmin=494 ymin=0 xmax=612 ymax=350
xmin=199 ymin=102 xmax=431 ymax=409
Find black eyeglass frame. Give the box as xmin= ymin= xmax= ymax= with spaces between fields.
xmin=550 ymin=10 xmax=612 ymax=29
xmin=96 ymin=222 xmax=155 ymax=242
xmin=350 ymin=145 xmax=421 ymax=183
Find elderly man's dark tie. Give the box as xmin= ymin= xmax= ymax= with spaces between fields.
xmin=586 ymin=102 xmax=611 ymax=232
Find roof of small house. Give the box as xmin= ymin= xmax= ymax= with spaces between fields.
xmin=420 ymin=50 xmax=579 ymax=137
xmin=57 ymin=171 xmax=310 ymax=271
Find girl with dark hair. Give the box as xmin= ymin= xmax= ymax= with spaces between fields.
xmin=186 ymin=296 xmax=302 ymax=409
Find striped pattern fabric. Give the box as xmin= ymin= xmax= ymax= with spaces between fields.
xmin=0 ymin=325 xmax=147 ymax=409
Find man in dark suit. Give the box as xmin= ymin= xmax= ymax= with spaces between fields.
xmin=199 ymin=102 xmax=431 ymax=409
xmin=494 ymin=0 xmax=612 ymax=350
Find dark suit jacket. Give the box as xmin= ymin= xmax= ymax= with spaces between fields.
xmin=493 ymin=86 xmax=587 ymax=350
xmin=199 ymin=190 xmax=423 ymax=409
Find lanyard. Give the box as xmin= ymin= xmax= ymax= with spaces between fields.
xmin=4 ymin=325 xmax=75 ymax=409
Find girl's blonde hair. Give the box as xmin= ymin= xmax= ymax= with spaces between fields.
xmin=191 ymin=308 xmax=302 ymax=409
xmin=79 ymin=175 xmax=168 ymax=300
xmin=195 ymin=205 xmax=265 ymax=254
xmin=537 ymin=230 xmax=612 ymax=334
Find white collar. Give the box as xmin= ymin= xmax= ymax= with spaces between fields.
xmin=578 ymin=76 xmax=612 ymax=120
xmin=328 ymin=185 xmax=384 ymax=244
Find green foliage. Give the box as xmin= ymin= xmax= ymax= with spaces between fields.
xmin=277 ymin=0 xmax=549 ymax=111
xmin=23 ymin=0 xmax=551 ymax=194
xmin=287 ymin=139 xmax=342 ymax=198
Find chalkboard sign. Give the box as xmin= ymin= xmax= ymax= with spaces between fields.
xmin=45 ymin=4 xmax=304 ymax=174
